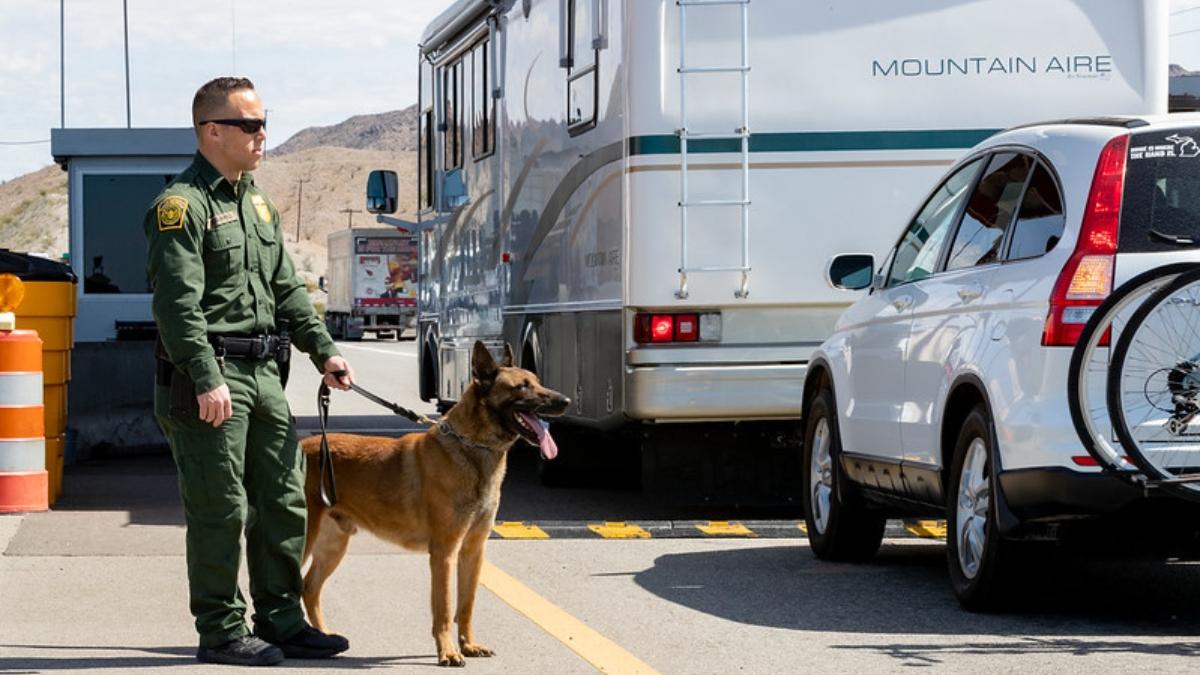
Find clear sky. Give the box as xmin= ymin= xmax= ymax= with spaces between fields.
xmin=3 ymin=1 xmax=1200 ymax=183
xmin=0 ymin=0 xmax=447 ymax=182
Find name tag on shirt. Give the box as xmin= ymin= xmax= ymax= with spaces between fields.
xmin=209 ymin=211 xmax=238 ymax=229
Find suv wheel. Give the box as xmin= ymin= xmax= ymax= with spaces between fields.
xmin=802 ymin=387 xmax=885 ymax=560
xmin=945 ymin=403 xmax=1032 ymax=610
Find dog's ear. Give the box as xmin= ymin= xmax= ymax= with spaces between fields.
xmin=501 ymin=343 xmax=515 ymax=368
xmin=471 ymin=340 xmax=499 ymax=388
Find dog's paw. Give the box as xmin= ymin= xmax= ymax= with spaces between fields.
xmin=438 ymin=651 xmax=466 ymax=667
xmin=461 ymin=642 xmax=494 ymax=658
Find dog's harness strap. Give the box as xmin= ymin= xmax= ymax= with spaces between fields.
xmin=317 ymin=383 xmax=338 ymax=508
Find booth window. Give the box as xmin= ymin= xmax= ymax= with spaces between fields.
xmin=83 ymin=174 xmax=173 ymax=294
xmin=566 ymin=0 xmax=599 ymax=133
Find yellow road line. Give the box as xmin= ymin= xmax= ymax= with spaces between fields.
xmin=695 ymin=521 xmax=755 ymax=537
xmin=481 ymin=561 xmax=660 ymax=674
xmin=904 ymin=519 xmax=948 ymax=539
xmin=587 ymin=522 xmax=651 ymax=539
xmin=493 ymin=521 xmax=550 ymax=539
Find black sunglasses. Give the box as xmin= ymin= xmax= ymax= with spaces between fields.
xmin=200 ymin=118 xmax=266 ymax=134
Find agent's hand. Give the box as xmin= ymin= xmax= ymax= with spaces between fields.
xmin=323 ymin=355 xmax=355 ymax=391
xmin=198 ymin=384 xmax=233 ymax=427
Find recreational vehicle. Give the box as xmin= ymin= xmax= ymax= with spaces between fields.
xmin=367 ymin=0 xmax=1167 ymax=479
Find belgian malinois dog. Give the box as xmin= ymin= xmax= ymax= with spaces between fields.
xmin=299 ymin=341 xmax=569 ymax=666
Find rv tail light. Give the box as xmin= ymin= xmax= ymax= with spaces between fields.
xmin=1043 ymin=133 xmax=1127 ymax=347
xmin=675 ymin=314 xmax=699 ymax=342
xmin=634 ymin=311 xmax=722 ymax=344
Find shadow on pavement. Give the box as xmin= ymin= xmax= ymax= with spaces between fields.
xmin=633 ymin=542 xmax=1200 ymax=651
xmin=0 ymin=644 xmax=437 ymax=670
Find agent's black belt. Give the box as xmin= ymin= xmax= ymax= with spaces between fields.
xmin=209 ymin=333 xmax=280 ymax=360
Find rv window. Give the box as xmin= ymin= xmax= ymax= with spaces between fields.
xmin=1006 ymin=162 xmax=1064 ymax=260
xmin=443 ymin=60 xmax=464 ymax=171
xmin=567 ymin=0 xmax=598 ymax=131
xmin=472 ymin=40 xmax=494 ymax=159
xmin=945 ymin=152 xmax=1032 ymax=271
xmin=887 ymin=158 xmax=984 ymax=286
xmin=420 ymin=60 xmax=434 ymax=210
xmin=420 ymin=109 xmax=434 ymax=210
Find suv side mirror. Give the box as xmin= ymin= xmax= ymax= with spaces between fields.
xmin=366 ymin=170 xmax=399 ymax=214
xmin=826 ymin=253 xmax=875 ymax=291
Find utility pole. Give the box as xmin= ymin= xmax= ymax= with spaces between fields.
xmin=122 ymin=0 xmax=131 ymax=127
xmin=295 ymin=178 xmax=310 ymax=242
xmin=340 ymin=208 xmax=362 ymax=229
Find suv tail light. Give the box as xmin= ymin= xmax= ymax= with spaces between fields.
xmin=1042 ymin=133 xmax=1128 ymax=347
xmin=634 ymin=311 xmax=721 ymax=344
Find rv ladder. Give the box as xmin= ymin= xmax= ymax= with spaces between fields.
xmin=676 ymin=0 xmax=751 ymax=300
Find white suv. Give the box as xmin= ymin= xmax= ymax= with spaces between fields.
xmin=801 ymin=115 xmax=1200 ymax=609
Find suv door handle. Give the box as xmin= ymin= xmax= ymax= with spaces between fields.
xmin=957 ymin=283 xmax=984 ymax=302
xmin=891 ymin=295 xmax=913 ymax=311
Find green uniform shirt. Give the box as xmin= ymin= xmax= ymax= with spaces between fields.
xmin=144 ymin=151 xmax=338 ymax=394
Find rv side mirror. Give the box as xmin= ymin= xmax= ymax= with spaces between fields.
xmin=366 ymin=170 xmax=399 ymax=214
xmin=826 ymin=254 xmax=875 ymax=291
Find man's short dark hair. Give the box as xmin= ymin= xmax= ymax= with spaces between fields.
xmin=192 ymin=77 xmax=256 ymax=129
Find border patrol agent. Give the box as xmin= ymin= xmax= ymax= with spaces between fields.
xmin=145 ymin=77 xmax=356 ymax=667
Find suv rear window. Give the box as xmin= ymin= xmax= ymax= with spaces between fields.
xmin=1121 ymin=128 xmax=1200 ymax=252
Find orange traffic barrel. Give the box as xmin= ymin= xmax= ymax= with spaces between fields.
xmin=0 ymin=329 xmax=47 ymax=512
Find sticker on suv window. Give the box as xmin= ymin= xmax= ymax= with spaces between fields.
xmin=1131 ymin=134 xmax=1200 ymax=160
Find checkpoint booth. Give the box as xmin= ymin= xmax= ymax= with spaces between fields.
xmin=50 ymin=128 xmax=196 ymax=462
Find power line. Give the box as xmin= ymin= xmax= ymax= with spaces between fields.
xmin=1172 ymin=26 xmax=1200 ymax=37
xmin=1174 ymin=6 xmax=1200 ymax=15
xmin=0 ymin=140 xmax=51 ymax=146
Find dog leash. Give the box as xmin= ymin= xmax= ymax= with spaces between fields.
xmin=315 ymin=371 xmax=437 ymax=508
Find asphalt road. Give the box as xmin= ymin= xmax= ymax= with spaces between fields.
xmin=3 ymin=337 xmax=1200 ymax=672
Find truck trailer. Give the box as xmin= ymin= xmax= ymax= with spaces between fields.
xmin=323 ymin=228 xmax=418 ymax=341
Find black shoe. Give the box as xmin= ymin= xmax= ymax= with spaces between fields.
xmin=273 ymin=625 xmax=350 ymax=659
xmin=196 ymin=635 xmax=285 ymax=666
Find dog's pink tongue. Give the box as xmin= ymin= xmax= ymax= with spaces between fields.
xmin=519 ymin=412 xmax=557 ymax=460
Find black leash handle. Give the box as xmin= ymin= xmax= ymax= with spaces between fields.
xmin=316 ymin=382 xmax=337 ymax=508
xmin=330 ymin=370 xmax=436 ymax=426
xmin=314 ymin=370 xmax=434 ymax=509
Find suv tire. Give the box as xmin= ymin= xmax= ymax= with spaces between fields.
xmin=945 ymin=403 xmax=1033 ymax=610
xmin=802 ymin=387 xmax=885 ymax=561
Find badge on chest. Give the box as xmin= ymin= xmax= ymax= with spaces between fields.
xmin=250 ymin=194 xmax=272 ymax=223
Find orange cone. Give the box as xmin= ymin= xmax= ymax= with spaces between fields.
xmin=0 ymin=329 xmax=47 ymax=513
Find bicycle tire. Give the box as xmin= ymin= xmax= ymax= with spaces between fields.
xmin=1108 ymin=266 xmax=1200 ymax=500
xmin=1068 ymin=263 xmax=1194 ymax=470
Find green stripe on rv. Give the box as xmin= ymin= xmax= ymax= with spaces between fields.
xmin=627 ymin=129 xmax=1001 ymax=155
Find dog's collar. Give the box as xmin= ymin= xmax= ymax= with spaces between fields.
xmin=436 ymin=420 xmax=510 ymax=454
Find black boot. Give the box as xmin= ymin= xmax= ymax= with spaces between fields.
xmin=272 ymin=625 xmax=350 ymax=659
xmin=197 ymin=635 xmax=285 ymax=666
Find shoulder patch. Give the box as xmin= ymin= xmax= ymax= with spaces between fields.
xmin=157 ymin=196 xmax=188 ymax=231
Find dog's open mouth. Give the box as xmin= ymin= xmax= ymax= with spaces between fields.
xmin=515 ymin=412 xmax=558 ymax=460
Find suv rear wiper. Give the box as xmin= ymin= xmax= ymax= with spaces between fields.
xmin=1149 ymin=228 xmax=1197 ymax=247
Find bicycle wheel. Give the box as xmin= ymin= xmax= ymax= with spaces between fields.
xmin=1068 ymin=264 xmax=1193 ymax=470
xmin=1108 ymin=266 xmax=1200 ymax=499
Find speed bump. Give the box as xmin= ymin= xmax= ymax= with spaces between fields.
xmin=493 ymin=521 xmax=550 ymax=539
xmin=587 ymin=521 xmax=651 ymax=539
xmin=695 ymin=521 xmax=755 ymax=537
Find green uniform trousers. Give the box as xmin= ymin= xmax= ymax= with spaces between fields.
xmin=155 ymin=357 xmax=307 ymax=648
